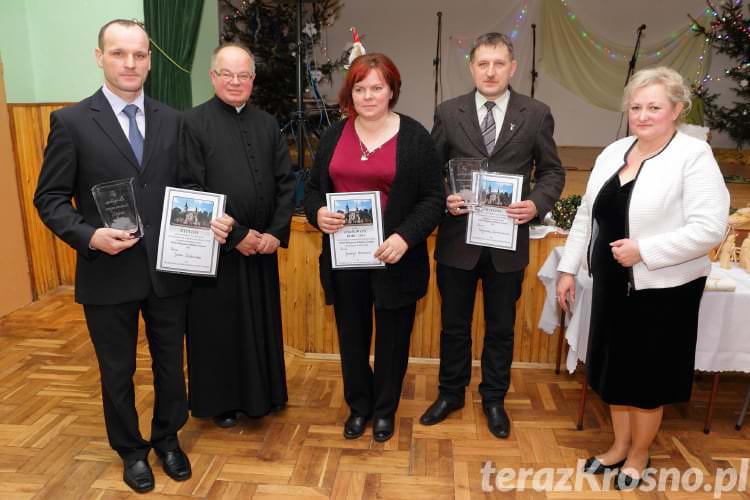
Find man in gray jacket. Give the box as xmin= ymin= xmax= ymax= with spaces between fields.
xmin=420 ymin=32 xmax=565 ymax=439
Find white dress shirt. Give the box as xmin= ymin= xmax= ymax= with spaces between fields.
xmin=475 ymin=89 xmax=510 ymax=143
xmin=101 ymin=84 xmax=146 ymax=138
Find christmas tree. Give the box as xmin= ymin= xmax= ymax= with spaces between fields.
xmin=692 ymin=0 xmax=750 ymax=148
xmin=220 ymin=0 xmax=346 ymax=124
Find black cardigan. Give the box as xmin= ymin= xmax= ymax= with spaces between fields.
xmin=304 ymin=114 xmax=445 ymax=309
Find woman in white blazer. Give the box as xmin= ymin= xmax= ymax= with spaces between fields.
xmin=556 ymin=67 xmax=729 ymax=490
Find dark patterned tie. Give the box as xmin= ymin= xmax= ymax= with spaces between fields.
xmin=481 ymin=101 xmax=496 ymax=155
xmin=123 ymin=104 xmax=144 ymax=166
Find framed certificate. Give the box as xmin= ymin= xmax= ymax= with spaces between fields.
xmin=465 ymin=172 xmax=523 ymax=251
xmin=156 ymin=187 xmax=226 ymax=276
xmin=326 ymin=191 xmax=386 ymax=269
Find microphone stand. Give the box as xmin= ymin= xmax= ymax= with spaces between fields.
xmin=623 ymin=24 xmax=646 ymax=136
xmin=530 ymin=23 xmax=538 ymax=99
xmin=433 ymin=11 xmax=443 ymax=111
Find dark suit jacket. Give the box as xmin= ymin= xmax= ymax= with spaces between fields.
xmin=34 ymin=89 xmax=190 ymax=305
xmin=432 ymin=89 xmax=565 ymax=272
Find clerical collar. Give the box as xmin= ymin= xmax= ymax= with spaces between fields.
xmin=214 ymin=95 xmax=248 ymax=115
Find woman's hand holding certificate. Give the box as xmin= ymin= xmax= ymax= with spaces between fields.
xmin=317 ymin=207 xmax=345 ymax=234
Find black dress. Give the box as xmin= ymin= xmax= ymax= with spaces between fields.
xmin=587 ymin=174 xmax=706 ymax=410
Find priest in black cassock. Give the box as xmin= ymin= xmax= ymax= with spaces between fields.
xmin=180 ymin=43 xmax=295 ymax=428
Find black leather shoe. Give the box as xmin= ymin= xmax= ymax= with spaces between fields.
xmin=373 ymin=417 xmax=395 ymax=442
xmin=123 ymin=458 xmax=154 ymax=493
xmin=419 ymin=398 xmax=464 ymax=426
xmin=614 ymin=458 xmax=651 ymax=491
xmin=213 ymin=410 xmax=237 ymax=428
xmin=582 ymin=456 xmax=626 ymax=474
xmin=155 ymin=447 xmax=192 ymax=481
xmin=484 ymin=405 xmax=510 ymax=439
xmin=343 ymin=414 xmax=369 ymax=439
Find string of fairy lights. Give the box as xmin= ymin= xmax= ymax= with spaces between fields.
xmin=698 ymin=0 xmax=750 ymax=86
xmin=559 ymin=0 xmax=713 ymax=64
xmin=448 ymin=0 xmax=749 ymax=92
xmin=450 ymin=0 xmax=530 ymax=60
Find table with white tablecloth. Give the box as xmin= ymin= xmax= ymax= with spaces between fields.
xmin=537 ymin=247 xmax=750 ymax=431
xmin=538 ymin=247 xmax=750 ymax=374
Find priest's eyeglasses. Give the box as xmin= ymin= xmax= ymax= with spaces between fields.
xmin=213 ymin=70 xmax=254 ymax=83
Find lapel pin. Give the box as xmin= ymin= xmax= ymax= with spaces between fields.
xmin=509 ymin=122 xmax=516 ymax=132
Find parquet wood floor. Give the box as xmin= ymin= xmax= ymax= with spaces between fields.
xmin=2 ymin=288 xmax=750 ymax=499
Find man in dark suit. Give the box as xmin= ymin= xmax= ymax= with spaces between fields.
xmin=420 ymin=32 xmax=565 ymax=438
xmin=33 ymin=19 xmax=231 ymax=493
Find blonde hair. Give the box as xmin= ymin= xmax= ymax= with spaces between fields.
xmin=622 ymin=66 xmax=692 ymax=121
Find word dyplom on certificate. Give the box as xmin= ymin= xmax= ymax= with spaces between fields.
xmin=156 ymin=187 xmax=226 ymax=276
xmin=327 ymin=191 xmax=385 ymax=269
xmin=465 ymin=172 xmax=523 ymax=251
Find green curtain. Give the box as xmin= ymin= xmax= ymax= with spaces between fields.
xmin=144 ymin=0 xmax=204 ymax=111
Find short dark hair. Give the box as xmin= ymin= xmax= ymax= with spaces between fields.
xmin=98 ymin=19 xmax=147 ymax=50
xmin=211 ymin=42 xmax=256 ymax=73
xmin=338 ymin=53 xmax=402 ymax=116
xmin=469 ymin=32 xmax=515 ymax=61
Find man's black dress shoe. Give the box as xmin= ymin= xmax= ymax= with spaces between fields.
xmin=123 ymin=458 xmax=155 ymax=493
xmin=484 ymin=405 xmax=510 ymax=439
xmin=419 ymin=398 xmax=464 ymax=426
xmin=582 ymin=456 xmax=626 ymax=474
xmin=614 ymin=458 xmax=651 ymax=491
xmin=343 ymin=414 xmax=369 ymax=439
xmin=373 ymin=417 xmax=395 ymax=442
xmin=213 ymin=410 xmax=238 ymax=428
xmin=155 ymin=447 xmax=192 ymax=481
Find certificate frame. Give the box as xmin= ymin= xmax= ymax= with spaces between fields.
xmin=326 ymin=191 xmax=386 ymax=269
xmin=156 ymin=187 xmax=226 ymax=277
xmin=465 ymin=172 xmax=523 ymax=251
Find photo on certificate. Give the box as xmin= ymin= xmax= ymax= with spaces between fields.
xmin=169 ymin=196 xmax=214 ymax=228
xmin=327 ymin=191 xmax=385 ymax=269
xmin=156 ymin=187 xmax=226 ymax=276
xmin=465 ymin=172 xmax=523 ymax=251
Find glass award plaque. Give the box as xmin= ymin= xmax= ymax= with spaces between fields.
xmin=448 ymin=158 xmax=487 ymax=211
xmin=90 ymin=178 xmax=143 ymax=238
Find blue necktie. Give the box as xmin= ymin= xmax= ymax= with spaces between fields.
xmin=123 ymin=104 xmax=144 ymax=166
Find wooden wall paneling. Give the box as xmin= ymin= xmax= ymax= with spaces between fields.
xmin=38 ymin=104 xmax=76 ymax=286
xmin=276 ymin=217 xmax=566 ymax=363
xmin=10 ymin=105 xmax=60 ymax=297
xmin=10 ymin=103 xmax=78 ymax=297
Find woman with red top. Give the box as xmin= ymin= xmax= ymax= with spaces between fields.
xmin=304 ymin=53 xmax=444 ymax=442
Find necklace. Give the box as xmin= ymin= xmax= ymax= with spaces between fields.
xmin=635 ymin=135 xmax=672 ymax=158
xmin=355 ymin=114 xmax=393 ymax=161
xmin=358 ymin=137 xmax=380 ymax=161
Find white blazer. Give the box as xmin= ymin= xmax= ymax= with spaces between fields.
xmin=558 ymin=131 xmax=729 ymax=290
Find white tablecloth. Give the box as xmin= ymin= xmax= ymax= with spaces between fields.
xmin=537 ymin=247 xmax=750 ymax=374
